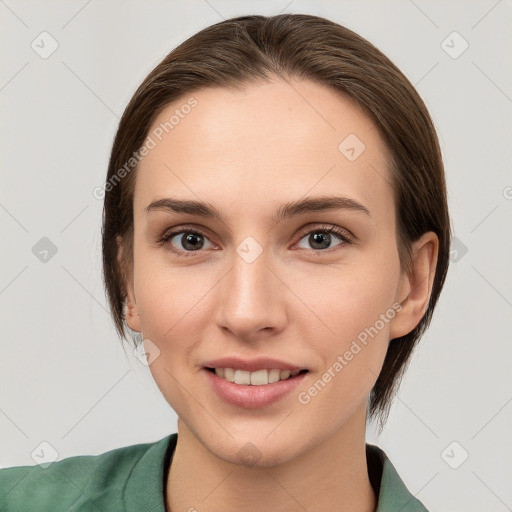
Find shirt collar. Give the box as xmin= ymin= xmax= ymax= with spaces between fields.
xmin=367 ymin=443 xmax=428 ymax=511
xmin=124 ymin=434 xmax=427 ymax=511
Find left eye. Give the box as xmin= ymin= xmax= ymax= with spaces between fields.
xmin=296 ymin=228 xmax=347 ymax=251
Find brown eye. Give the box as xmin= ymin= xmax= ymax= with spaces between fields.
xmin=159 ymin=229 xmax=214 ymax=253
xmin=175 ymin=232 xmax=205 ymax=251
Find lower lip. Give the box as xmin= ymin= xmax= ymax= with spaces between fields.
xmin=202 ymin=368 xmax=308 ymax=409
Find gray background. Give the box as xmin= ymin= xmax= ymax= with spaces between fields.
xmin=1 ymin=0 xmax=511 ymax=510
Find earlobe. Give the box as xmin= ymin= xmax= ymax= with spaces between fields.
xmin=117 ymin=235 xmax=142 ymax=333
xmin=125 ymin=300 xmax=142 ymax=333
xmin=389 ymin=232 xmax=439 ymax=339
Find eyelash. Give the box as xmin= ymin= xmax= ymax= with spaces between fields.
xmin=157 ymin=224 xmax=353 ymax=257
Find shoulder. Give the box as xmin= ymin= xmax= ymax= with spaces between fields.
xmin=0 ymin=434 xmax=175 ymax=512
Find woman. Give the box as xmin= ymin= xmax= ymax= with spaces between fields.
xmin=0 ymin=13 xmax=449 ymax=511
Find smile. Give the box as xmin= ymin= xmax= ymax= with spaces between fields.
xmin=206 ymin=367 xmax=308 ymax=385
xmin=203 ymin=366 xmax=309 ymax=409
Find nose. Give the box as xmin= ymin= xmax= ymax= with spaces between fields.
xmin=214 ymin=243 xmax=287 ymax=342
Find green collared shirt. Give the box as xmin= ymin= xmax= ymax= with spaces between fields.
xmin=0 ymin=434 xmax=428 ymax=511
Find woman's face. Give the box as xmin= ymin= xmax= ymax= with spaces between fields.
xmin=125 ymin=78 xmax=411 ymax=465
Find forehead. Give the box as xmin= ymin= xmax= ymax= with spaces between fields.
xmin=134 ymin=78 xmax=394 ymax=217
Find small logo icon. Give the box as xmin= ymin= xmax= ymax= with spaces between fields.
xmin=134 ymin=339 xmax=161 ymax=366
xmin=31 ymin=32 xmax=59 ymax=59
xmin=31 ymin=441 xmax=59 ymax=469
xmin=32 ymin=237 xmax=58 ymax=263
xmin=441 ymin=31 xmax=469 ymax=59
xmin=236 ymin=236 xmax=263 ymax=264
xmin=450 ymin=237 xmax=468 ymax=263
xmin=236 ymin=442 xmax=262 ymax=466
xmin=441 ymin=441 xmax=469 ymax=469
xmin=338 ymin=134 xmax=366 ymax=162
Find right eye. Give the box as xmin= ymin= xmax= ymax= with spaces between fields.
xmin=158 ymin=228 xmax=215 ymax=255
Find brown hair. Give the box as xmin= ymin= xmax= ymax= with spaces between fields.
xmin=102 ymin=13 xmax=450 ymax=422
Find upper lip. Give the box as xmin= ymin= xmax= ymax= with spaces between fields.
xmin=203 ymin=357 xmax=307 ymax=372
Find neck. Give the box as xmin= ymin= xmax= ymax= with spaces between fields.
xmin=166 ymin=403 xmax=376 ymax=512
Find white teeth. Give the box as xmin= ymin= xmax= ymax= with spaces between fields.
xmin=234 ymin=370 xmax=251 ymax=385
xmin=250 ymin=369 xmax=268 ymax=386
xmin=212 ymin=367 xmax=304 ymax=385
xmin=223 ymin=368 xmax=235 ymax=382
xmin=268 ymin=369 xmax=281 ymax=383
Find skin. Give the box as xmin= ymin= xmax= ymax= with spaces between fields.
xmin=121 ymin=77 xmax=438 ymax=512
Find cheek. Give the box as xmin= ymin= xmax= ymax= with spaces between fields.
xmin=135 ymin=265 xmax=214 ymax=341
xmin=288 ymin=280 xmax=399 ymax=442
xmin=132 ymin=259 xmax=214 ymax=412
xmin=290 ymin=254 xmax=400 ymax=396
xmin=294 ymin=258 xmax=400 ymax=344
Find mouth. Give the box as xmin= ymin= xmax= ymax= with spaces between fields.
xmin=205 ymin=367 xmax=309 ymax=385
xmin=202 ymin=365 xmax=310 ymax=409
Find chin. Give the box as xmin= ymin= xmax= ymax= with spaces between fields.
xmin=199 ymin=427 xmax=310 ymax=469
xmin=222 ymin=442 xmax=297 ymax=468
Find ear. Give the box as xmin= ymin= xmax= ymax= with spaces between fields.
xmin=117 ymin=235 xmax=142 ymax=333
xmin=389 ymin=232 xmax=439 ymax=339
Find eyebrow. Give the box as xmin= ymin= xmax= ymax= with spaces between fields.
xmin=144 ymin=195 xmax=371 ymax=224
